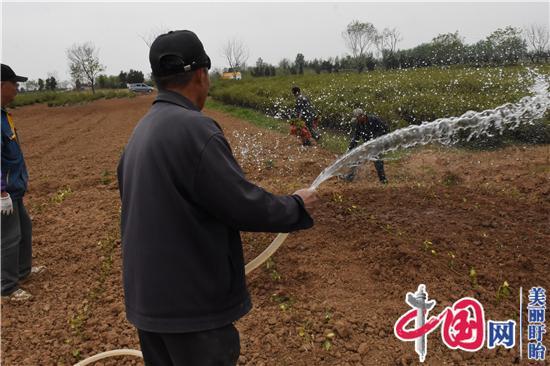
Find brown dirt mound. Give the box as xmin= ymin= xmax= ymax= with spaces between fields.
xmin=1 ymin=95 xmax=548 ymax=365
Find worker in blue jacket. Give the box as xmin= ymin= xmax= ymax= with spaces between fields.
xmin=1 ymin=64 xmax=45 ymax=302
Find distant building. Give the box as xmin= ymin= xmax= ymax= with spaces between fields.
xmin=221 ymin=72 xmax=242 ymax=80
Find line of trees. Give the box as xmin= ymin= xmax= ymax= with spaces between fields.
xmin=390 ymin=26 xmax=537 ymax=69
xmin=243 ymin=22 xmax=549 ymax=78
xmin=20 ymin=75 xmax=69 ymax=92
xmin=67 ymin=42 xmax=150 ymax=92
xmin=250 ymin=57 xmax=276 ymax=77
xmin=96 ymin=69 xmax=146 ymax=89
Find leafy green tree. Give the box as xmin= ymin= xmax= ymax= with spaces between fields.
xmin=118 ymin=71 xmax=128 ymax=87
xmin=38 ymin=78 xmax=44 ymax=91
xmin=381 ymin=49 xmax=399 ymax=69
xmin=430 ymin=31 xmax=465 ymax=65
xmin=97 ymin=74 xmax=107 ymax=89
xmin=278 ymin=58 xmax=292 ymax=75
xmin=333 ymin=56 xmax=341 ymax=72
xmin=250 ymin=58 xmax=276 ymax=77
xmin=45 ymin=76 xmax=57 ymax=90
xmin=464 ymin=40 xmax=491 ymax=65
xmin=127 ymin=69 xmax=144 ymax=83
xmin=252 ymin=57 xmax=264 ymax=77
xmin=486 ymin=26 xmax=527 ymax=65
xmin=321 ymin=59 xmax=333 ymax=73
xmin=295 ymin=53 xmax=305 ymax=74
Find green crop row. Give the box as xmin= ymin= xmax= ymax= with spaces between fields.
xmin=11 ymin=89 xmax=136 ymax=108
xmin=210 ymin=65 xmax=550 ymax=133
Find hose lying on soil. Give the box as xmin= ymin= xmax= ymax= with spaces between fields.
xmin=73 ymin=349 xmax=144 ymax=366
xmin=244 ymin=233 xmax=289 ymax=275
xmin=73 ymin=233 xmax=290 ymax=365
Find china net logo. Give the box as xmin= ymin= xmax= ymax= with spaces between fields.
xmin=394 ymin=284 xmax=546 ymax=362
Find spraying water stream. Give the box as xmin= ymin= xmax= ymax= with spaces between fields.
xmin=312 ymin=72 xmax=550 ymax=189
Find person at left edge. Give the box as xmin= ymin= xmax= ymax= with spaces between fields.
xmin=1 ymin=63 xmax=45 ymax=302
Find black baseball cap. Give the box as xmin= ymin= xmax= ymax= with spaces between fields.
xmin=149 ymin=30 xmax=211 ymax=77
xmin=1 ymin=64 xmax=28 ymax=82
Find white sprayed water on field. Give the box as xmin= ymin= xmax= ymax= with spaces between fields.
xmin=230 ymin=129 xmax=322 ymax=172
xmin=311 ymin=73 xmax=550 ymax=189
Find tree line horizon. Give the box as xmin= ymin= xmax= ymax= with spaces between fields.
xmin=18 ymin=21 xmax=549 ymax=92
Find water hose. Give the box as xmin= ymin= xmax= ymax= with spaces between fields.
xmin=73 ymin=233 xmax=290 ymax=365
xmin=245 ymin=233 xmax=289 ymax=275
xmin=73 ymin=349 xmax=143 ymax=365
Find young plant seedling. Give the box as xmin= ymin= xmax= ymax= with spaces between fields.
xmin=322 ymin=339 xmax=332 ymax=351
xmin=469 ymin=267 xmax=478 ymax=288
xmin=331 ymin=193 xmax=343 ymax=203
xmin=263 ymin=159 xmax=275 ymax=170
xmin=52 ymin=186 xmax=72 ymax=204
xmin=271 ymin=292 xmax=293 ymax=311
xmin=265 ymin=257 xmax=282 ymax=281
xmin=423 ymin=240 xmax=436 ymax=255
xmin=447 ymin=251 xmax=456 ymax=269
xmin=100 ymin=170 xmax=112 ymax=185
xmin=496 ymin=281 xmax=511 ymax=302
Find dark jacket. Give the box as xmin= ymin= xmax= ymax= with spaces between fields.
xmin=294 ymin=94 xmax=317 ymax=123
xmin=1 ymin=108 xmax=28 ymax=198
xmin=117 ymin=91 xmax=313 ymax=333
xmin=348 ymin=114 xmax=389 ymax=151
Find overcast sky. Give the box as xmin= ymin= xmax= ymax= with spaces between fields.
xmin=1 ymin=1 xmax=549 ymax=81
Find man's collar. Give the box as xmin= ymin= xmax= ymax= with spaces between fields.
xmin=153 ymin=90 xmax=200 ymax=112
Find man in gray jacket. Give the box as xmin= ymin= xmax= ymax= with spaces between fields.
xmin=117 ymin=30 xmax=317 ymax=366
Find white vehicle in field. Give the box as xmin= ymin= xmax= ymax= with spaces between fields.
xmin=127 ymin=83 xmax=154 ymax=93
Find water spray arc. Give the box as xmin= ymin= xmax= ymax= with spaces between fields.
xmin=74 ymin=73 xmax=549 ymax=365
xmin=312 ymin=73 xmax=550 ymax=189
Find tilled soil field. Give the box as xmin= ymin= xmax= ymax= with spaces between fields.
xmin=1 ymin=95 xmax=549 ymax=365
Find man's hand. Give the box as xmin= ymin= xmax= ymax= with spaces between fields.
xmin=1 ymin=193 xmax=13 ymax=215
xmin=293 ymin=188 xmax=318 ymax=212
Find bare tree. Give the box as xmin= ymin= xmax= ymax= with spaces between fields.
xmin=376 ymin=27 xmax=402 ymax=54
xmin=342 ymin=20 xmax=378 ymax=58
xmin=523 ymin=24 xmax=549 ymax=62
xmin=140 ymin=25 xmax=170 ymax=48
xmin=67 ymin=42 xmax=105 ymax=93
xmin=222 ymin=38 xmax=249 ymax=77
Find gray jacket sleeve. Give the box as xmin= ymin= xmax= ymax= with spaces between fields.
xmin=193 ymin=133 xmax=313 ymax=232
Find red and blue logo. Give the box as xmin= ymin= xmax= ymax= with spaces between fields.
xmin=394 ymin=284 xmax=546 ymax=362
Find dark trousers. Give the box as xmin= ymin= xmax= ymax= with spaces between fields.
xmin=138 ymin=324 xmax=240 ymax=366
xmin=373 ymin=160 xmax=387 ymax=182
xmin=1 ymin=198 xmax=32 ymax=296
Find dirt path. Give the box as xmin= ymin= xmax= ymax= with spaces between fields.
xmin=1 ymin=95 xmax=549 ymax=365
